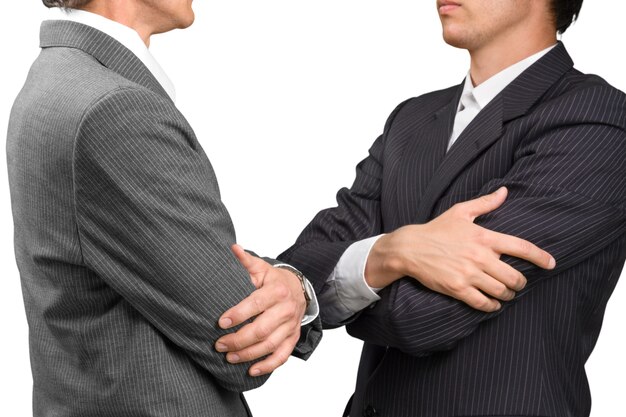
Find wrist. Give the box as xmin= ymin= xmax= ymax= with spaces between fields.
xmin=272 ymin=264 xmax=312 ymax=309
xmin=364 ymin=233 xmax=404 ymax=288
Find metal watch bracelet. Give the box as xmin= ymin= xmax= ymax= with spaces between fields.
xmin=272 ymin=263 xmax=311 ymax=308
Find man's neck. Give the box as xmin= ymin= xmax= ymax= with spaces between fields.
xmin=468 ymin=31 xmax=557 ymax=86
xmin=78 ymin=3 xmax=153 ymax=47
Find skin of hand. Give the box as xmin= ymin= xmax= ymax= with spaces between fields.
xmin=365 ymin=187 xmax=556 ymax=312
xmin=215 ymin=245 xmax=306 ymax=376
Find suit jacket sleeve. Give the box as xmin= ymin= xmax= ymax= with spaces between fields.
xmin=73 ymin=87 xmax=320 ymax=392
xmin=278 ymin=100 xmax=411 ymax=306
xmin=346 ymin=84 xmax=626 ymax=355
xmin=282 ymin=84 xmax=626 ymax=352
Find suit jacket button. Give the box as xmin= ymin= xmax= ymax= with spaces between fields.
xmin=363 ymin=405 xmax=378 ymax=417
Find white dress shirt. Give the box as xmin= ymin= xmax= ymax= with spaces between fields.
xmin=322 ymin=44 xmax=557 ymax=324
xmin=46 ymin=8 xmax=319 ymax=325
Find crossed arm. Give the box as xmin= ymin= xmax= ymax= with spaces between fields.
xmin=74 ymin=87 xmax=320 ymax=390
xmin=221 ymin=85 xmax=626 ymax=359
xmin=345 ymin=91 xmax=626 ymax=355
xmin=218 ymin=84 xmax=625 ymax=363
xmin=347 ymin=130 xmax=625 ymax=355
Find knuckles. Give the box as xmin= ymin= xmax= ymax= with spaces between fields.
xmin=280 ymin=299 xmax=299 ymax=322
xmin=264 ymin=339 xmax=278 ymax=354
xmin=271 ymin=282 xmax=291 ymax=301
xmin=253 ymin=324 xmax=272 ymax=342
xmin=444 ymin=276 xmax=470 ymax=295
xmin=468 ymin=295 xmax=493 ymax=311
xmin=276 ymin=352 xmax=289 ymax=366
xmin=495 ymin=284 xmax=514 ymax=300
xmin=517 ymin=239 xmax=533 ymax=257
xmin=471 ymin=229 xmax=491 ymax=246
xmin=502 ymin=269 xmax=526 ymax=291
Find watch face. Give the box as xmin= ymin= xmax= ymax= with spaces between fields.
xmin=298 ymin=277 xmax=313 ymax=307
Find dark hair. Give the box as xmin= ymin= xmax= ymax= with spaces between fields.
xmin=551 ymin=0 xmax=584 ymax=33
xmin=42 ymin=0 xmax=93 ymax=9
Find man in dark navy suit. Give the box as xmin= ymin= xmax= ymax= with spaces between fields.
xmin=221 ymin=0 xmax=626 ymax=416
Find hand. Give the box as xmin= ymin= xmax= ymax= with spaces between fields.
xmin=215 ymin=245 xmax=306 ymax=376
xmin=365 ymin=187 xmax=556 ymax=312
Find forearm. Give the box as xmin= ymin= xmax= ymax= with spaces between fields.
xmin=347 ymin=184 xmax=625 ymax=356
xmin=346 ymin=279 xmax=501 ymax=355
xmin=75 ymin=88 xmax=275 ymax=392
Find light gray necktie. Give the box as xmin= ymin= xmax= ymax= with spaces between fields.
xmin=448 ymin=90 xmax=480 ymax=151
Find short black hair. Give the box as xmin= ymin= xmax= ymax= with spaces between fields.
xmin=42 ymin=0 xmax=93 ymax=9
xmin=551 ymin=0 xmax=584 ymax=33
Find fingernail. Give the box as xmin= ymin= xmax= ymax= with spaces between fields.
xmin=494 ymin=302 xmax=502 ymax=311
xmin=219 ymin=318 xmax=232 ymax=329
xmin=228 ymin=353 xmax=240 ymax=363
xmin=216 ymin=342 xmax=227 ymax=352
xmin=250 ymin=368 xmax=261 ymax=376
xmin=548 ymin=257 xmax=556 ymax=269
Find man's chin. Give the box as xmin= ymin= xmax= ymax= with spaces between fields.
xmin=179 ymin=13 xmax=196 ymax=29
xmin=441 ymin=31 xmax=470 ymax=50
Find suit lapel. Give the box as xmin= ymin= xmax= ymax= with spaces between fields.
xmin=415 ymin=42 xmax=574 ymax=223
xmin=394 ymin=86 xmax=461 ymax=225
xmin=40 ymin=20 xmax=170 ymax=101
xmin=415 ymin=96 xmax=504 ymax=223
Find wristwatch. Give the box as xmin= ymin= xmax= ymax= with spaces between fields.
xmin=273 ymin=263 xmax=313 ymax=309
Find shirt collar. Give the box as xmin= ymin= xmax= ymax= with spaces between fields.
xmin=460 ymin=43 xmax=557 ymax=111
xmin=46 ymin=8 xmax=176 ymax=102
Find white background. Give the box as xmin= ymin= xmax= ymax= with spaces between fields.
xmin=1 ymin=1 xmax=624 ymax=416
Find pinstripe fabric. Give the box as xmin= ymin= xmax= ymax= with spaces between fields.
xmin=6 ymin=21 xmax=321 ymax=417
xmin=279 ymin=43 xmax=626 ymax=417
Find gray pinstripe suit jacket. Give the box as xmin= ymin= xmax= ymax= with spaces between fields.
xmin=280 ymin=43 xmax=626 ymax=417
xmin=7 ymin=20 xmax=321 ymax=417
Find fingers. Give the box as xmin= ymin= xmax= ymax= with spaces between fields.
xmin=218 ymin=288 xmax=269 ymax=329
xmin=434 ymin=269 xmax=506 ymax=311
xmin=245 ymin=334 xmax=299 ymax=376
xmin=489 ymin=232 xmax=556 ymax=270
xmin=454 ymin=287 xmax=502 ymax=313
xmin=481 ymin=257 xmax=527 ymax=292
xmin=216 ymin=273 xmax=302 ymax=349
xmin=217 ymin=264 xmax=306 ymax=374
xmin=223 ymin=321 xmax=295 ymax=365
xmin=449 ymin=188 xmax=556 ymax=270
xmin=216 ymin=302 xmax=287 ymax=353
xmin=472 ymin=271 xmax=517 ymax=301
xmin=455 ymin=187 xmax=508 ymax=220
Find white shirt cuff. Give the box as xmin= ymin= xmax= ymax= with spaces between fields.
xmin=318 ymin=235 xmax=384 ymax=324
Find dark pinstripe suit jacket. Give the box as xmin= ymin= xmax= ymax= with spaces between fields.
xmin=7 ymin=21 xmax=321 ymax=417
xmin=280 ymin=43 xmax=626 ymax=417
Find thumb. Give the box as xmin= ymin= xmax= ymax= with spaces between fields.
xmin=231 ymin=244 xmax=270 ymax=286
xmin=463 ymin=187 xmax=508 ymax=220
xmin=231 ymin=244 xmax=259 ymax=271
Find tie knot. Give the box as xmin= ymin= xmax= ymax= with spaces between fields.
xmin=459 ymin=91 xmax=477 ymax=112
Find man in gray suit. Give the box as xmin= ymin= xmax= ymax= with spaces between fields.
xmin=6 ymin=0 xmax=322 ymax=415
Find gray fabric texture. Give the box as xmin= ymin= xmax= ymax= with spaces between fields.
xmin=7 ymin=20 xmax=321 ymax=417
